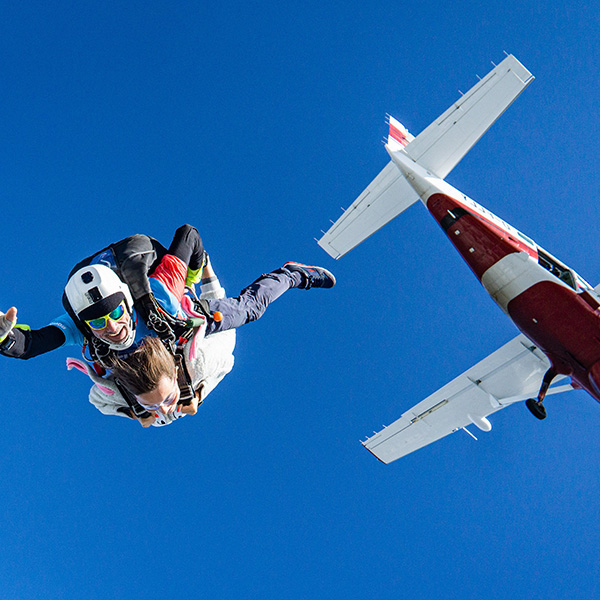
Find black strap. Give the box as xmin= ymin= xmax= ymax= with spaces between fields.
xmin=0 ymin=333 xmax=16 ymax=353
xmin=113 ymin=378 xmax=152 ymax=419
xmin=136 ymin=293 xmax=180 ymax=351
xmin=174 ymin=352 xmax=197 ymax=407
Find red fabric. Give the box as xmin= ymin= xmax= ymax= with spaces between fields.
xmin=150 ymin=254 xmax=188 ymax=301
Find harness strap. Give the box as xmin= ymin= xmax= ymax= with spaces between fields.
xmin=137 ymin=293 xmax=190 ymax=352
xmin=113 ymin=378 xmax=152 ymax=419
xmin=174 ymin=352 xmax=197 ymax=407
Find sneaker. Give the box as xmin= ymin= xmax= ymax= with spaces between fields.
xmin=283 ymin=262 xmax=336 ymax=289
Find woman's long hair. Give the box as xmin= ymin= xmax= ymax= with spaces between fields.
xmin=108 ymin=336 xmax=175 ymax=396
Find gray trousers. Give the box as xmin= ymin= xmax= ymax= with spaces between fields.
xmin=205 ymin=268 xmax=302 ymax=335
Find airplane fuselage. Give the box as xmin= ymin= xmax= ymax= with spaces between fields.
xmin=390 ymin=148 xmax=600 ymax=404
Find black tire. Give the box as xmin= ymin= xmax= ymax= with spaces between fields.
xmin=526 ymin=398 xmax=547 ymax=420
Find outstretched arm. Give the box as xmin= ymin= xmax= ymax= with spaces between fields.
xmin=0 ymin=307 xmax=67 ymax=359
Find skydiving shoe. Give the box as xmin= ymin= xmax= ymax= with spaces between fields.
xmin=283 ymin=262 xmax=336 ymax=290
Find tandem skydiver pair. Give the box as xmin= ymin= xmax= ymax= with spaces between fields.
xmin=0 ymin=225 xmax=335 ymax=427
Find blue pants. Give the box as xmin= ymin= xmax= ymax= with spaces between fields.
xmin=205 ymin=268 xmax=303 ymax=335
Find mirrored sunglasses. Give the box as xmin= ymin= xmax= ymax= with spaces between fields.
xmin=85 ymin=301 xmax=126 ymax=331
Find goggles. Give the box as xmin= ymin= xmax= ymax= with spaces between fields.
xmin=85 ymin=301 xmax=126 ymax=331
xmin=138 ymin=390 xmax=179 ymax=412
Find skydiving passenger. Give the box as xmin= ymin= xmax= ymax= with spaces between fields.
xmin=0 ymin=225 xmax=335 ymax=426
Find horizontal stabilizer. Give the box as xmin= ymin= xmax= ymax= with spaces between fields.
xmin=403 ymin=54 xmax=534 ymax=179
xmin=318 ymin=55 xmax=534 ymax=258
xmin=363 ymin=334 xmax=570 ymax=463
xmin=318 ymin=162 xmax=419 ymax=259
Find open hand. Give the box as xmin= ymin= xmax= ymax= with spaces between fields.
xmin=0 ymin=307 xmax=17 ymax=342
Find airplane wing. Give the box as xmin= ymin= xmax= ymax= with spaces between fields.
xmin=317 ymin=161 xmax=418 ymax=259
xmin=318 ymin=54 xmax=534 ymax=259
xmin=363 ymin=334 xmax=573 ymax=464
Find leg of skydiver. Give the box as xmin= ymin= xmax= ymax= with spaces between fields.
xmin=198 ymin=254 xmax=220 ymax=294
xmin=166 ymin=224 xmax=206 ymax=275
xmin=203 ymin=263 xmax=335 ymax=335
xmin=148 ymin=225 xmax=207 ymax=303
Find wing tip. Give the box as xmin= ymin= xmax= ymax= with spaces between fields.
xmin=361 ymin=441 xmax=391 ymax=464
xmin=317 ymin=236 xmax=343 ymax=260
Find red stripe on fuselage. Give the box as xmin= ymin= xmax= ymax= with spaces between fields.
xmin=507 ymin=280 xmax=600 ymax=402
xmin=426 ymin=193 xmax=600 ymax=403
xmin=427 ymin=193 xmax=532 ymax=280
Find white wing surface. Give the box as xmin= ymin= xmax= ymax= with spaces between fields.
xmin=318 ymin=54 xmax=534 ymax=259
xmin=404 ymin=54 xmax=534 ymax=179
xmin=318 ymin=162 xmax=418 ymax=259
xmin=363 ymin=334 xmax=572 ymax=463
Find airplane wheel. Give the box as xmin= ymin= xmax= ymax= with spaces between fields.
xmin=526 ymin=398 xmax=547 ymax=420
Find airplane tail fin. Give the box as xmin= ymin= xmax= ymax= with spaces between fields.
xmin=386 ymin=116 xmax=414 ymax=152
xmin=318 ymin=54 xmax=534 ymax=259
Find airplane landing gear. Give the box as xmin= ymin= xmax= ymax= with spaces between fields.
xmin=525 ymin=398 xmax=547 ymax=420
xmin=525 ymin=367 xmax=556 ymax=420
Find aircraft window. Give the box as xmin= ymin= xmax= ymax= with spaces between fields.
xmin=537 ymin=249 xmax=576 ymax=290
xmin=558 ymin=270 xmax=576 ymax=289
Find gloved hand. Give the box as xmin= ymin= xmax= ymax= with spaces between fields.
xmin=0 ymin=307 xmax=17 ymax=343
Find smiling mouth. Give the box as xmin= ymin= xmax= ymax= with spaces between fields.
xmin=106 ymin=327 xmax=127 ymax=342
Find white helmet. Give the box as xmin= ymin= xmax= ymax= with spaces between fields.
xmin=65 ymin=264 xmax=136 ymax=349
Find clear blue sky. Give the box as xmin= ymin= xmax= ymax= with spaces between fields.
xmin=2 ymin=2 xmax=600 ymax=598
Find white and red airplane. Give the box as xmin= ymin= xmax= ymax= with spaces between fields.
xmin=318 ymin=55 xmax=600 ymax=464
